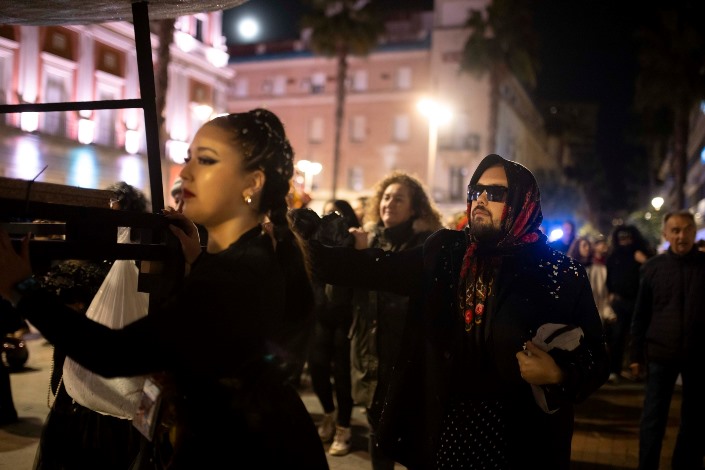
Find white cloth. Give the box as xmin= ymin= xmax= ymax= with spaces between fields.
xmin=586 ymin=263 xmax=616 ymax=324
xmin=62 ymin=227 xmax=150 ymax=419
xmin=530 ymin=323 xmax=584 ymax=414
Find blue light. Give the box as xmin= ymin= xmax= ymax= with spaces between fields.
xmin=700 ymin=146 xmax=705 ymax=164
xmin=548 ymin=228 xmax=563 ymax=242
xmin=68 ymin=147 xmax=98 ymax=188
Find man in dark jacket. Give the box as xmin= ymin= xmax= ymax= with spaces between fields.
xmin=294 ymin=154 xmax=609 ymax=469
xmin=629 ymin=210 xmax=705 ymax=470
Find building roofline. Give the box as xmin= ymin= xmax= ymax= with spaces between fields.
xmin=228 ymin=37 xmax=431 ymax=65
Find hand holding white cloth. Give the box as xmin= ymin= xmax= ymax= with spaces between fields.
xmin=62 ymin=227 xmax=149 ymax=419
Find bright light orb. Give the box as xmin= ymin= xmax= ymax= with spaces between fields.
xmin=417 ymin=98 xmax=453 ymax=125
xmin=238 ymin=18 xmax=259 ymax=40
xmin=651 ymin=196 xmax=664 ymax=211
xmin=548 ymin=228 xmax=563 ymax=243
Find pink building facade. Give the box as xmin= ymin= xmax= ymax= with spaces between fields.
xmin=227 ymin=0 xmax=556 ymax=213
xmin=0 ymin=13 xmax=232 ymax=207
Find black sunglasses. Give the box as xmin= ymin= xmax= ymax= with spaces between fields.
xmin=467 ymin=184 xmax=508 ymax=203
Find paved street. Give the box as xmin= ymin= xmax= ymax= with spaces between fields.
xmin=1 ymin=336 xmax=683 ymax=469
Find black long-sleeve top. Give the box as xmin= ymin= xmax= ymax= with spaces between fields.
xmin=15 ymin=227 xmax=328 ymax=469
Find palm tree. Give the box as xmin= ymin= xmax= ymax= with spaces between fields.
xmin=301 ymin=0 xmax=384 ymax=198
xmin=634 ymin=2 xmax=705 ymax=209
xmin=459 ymin=0 xmax=540 ymax=153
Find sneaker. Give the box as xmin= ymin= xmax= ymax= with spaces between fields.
xmin=318 ymin=412 xmax=336 ymax=442
xmin=328 ymin=425 xmax=352 ymax=456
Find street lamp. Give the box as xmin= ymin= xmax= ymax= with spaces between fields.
xmin=417 ymin=98 xmax=452 ymax=191
xmin=651 ymin=196 xmax=664 ymax=211
xmin=296 ymin=159 xmax=323 ymax=193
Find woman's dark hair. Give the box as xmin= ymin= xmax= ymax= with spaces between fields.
xmin=325 ymin=199 xmax=360 ymax=229
xmin=106 ymin=181 xmax=148 ymax=213
xmin=106 ymin=181 xmax=148 ymax=242
xmin=566 ymin=236 xmax=592 ymax=266
xmin=608 ymin=224 xmax=654 ymax=256
xmin=207 ymin=109 xmax=313 ymax=351
xmin=208 ymin=109 xmax=294 ymax=242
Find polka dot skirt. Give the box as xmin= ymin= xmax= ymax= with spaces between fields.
xmin=435 ymin=399 xmax=509 ymax=469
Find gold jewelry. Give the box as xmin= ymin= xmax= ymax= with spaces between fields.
xmin=244 ymin=195 xmax=252 ymax=205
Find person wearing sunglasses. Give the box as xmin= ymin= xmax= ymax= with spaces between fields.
xmin=289 ymin=153 xmax=608 ymax=470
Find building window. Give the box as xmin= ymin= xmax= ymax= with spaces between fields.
xmin=311 ymin=72 xmax=326 ymax=94
xmin=350 ymin=115 xmax=366 ymax=142
xmin=51 ymin=32 xmax=67 ymax=52
xmin=0 ymin=56 xmax=6 ymax=105
xmin=393 ymin=114 xmax=410 ymax=142
xmin=449 ymin=166 xmax=469 ymax=201
xmin=43 ymin=75 xmax=68 ymax=137
xmin=96 ymin=89 xmax=117 ymax=146
xmin=352 ymin=70 xmax=368 ymax=92
xmin=309 ymin=117 xmax=324 ymax=143
xmin=348 ymin=166 xmax=364 ymax=191
xmin=96 ymin=45 xmax=124 ymax=77
xmin=465 ymin=134 xmax=480 ymax=151
xmin=235 ymin=78 xmax=248 ymax=97
xmin=261 ymin=79 xmax=273 ymax=94
xmin=272 ymin=75 xmax=286 ymax=95
xmin=396 ymin=66 xmax=412 ymax=89
xmin=195 ymin=18 xmax=204 ymax=42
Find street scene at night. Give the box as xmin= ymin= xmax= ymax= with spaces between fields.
xmin=1 ymin=0 xmax=704 ymax=469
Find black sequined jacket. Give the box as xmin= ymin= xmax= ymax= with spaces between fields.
xmin=311 ymin=228 xmax=608 ymax=470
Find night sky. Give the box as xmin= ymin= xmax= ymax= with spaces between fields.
xmin=534 ymin=0 xmax=639 ymax=181
xmin=222 ymin=0 xmax=306 ymax=45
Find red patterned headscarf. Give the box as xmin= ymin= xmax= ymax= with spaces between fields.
xmin=459 ymin=154 xmax=545 ymax=331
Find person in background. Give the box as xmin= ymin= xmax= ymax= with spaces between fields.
xmin=352 ymin=196 xmax=369 ymax=226
xmin=0 ymin=298 xmax=29 ymax=425
xmin=33 ymin=182 xmax=149 ymax=470
xmin=550 ymin=220 xmax=576 ymax=254
xmin=568 ymin=236 xmax=615 ymax=326
xmin=566 ymin=236 xmax=592 ymax=265
xmin=309 ymin=199 xmax=359 ymax=457
xmin=629 ymin=210 xmax=705 ymax=470
xmin=348 ymin=172 xmax=443 ymax=470
xmin=695 ymin=239 xmax=705 ymax=252
xmin=591 ymin=236 xmax=616 ymax=325
xmin=593 ymin=236 xmax=609 ymax=264
xmin=0 ymin=109 xmax=328 ymax=469
xmin=606 ymin=224 xmax=653 ymax=384
xmin=291 ymin=154 xmax=608 ymax=469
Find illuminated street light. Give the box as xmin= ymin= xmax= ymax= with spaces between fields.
xmin=417 ymin=98 xmax=452 ymax=191
xmin=296 ymin=159 xmax=323 ymax=192
xmin=193 ymin=104 xmax=214 ymax=122
xmin=651 ymin=196 xmax=664 ymax=211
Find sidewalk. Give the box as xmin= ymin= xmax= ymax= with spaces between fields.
xmin=571 ymin=378 xmax=680 ymax=470
xmin=1 ymin=338 xmax=683 ymax=469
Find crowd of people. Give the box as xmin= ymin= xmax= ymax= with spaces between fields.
xmin=0 ymin=107 xmax=703 ymax=470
